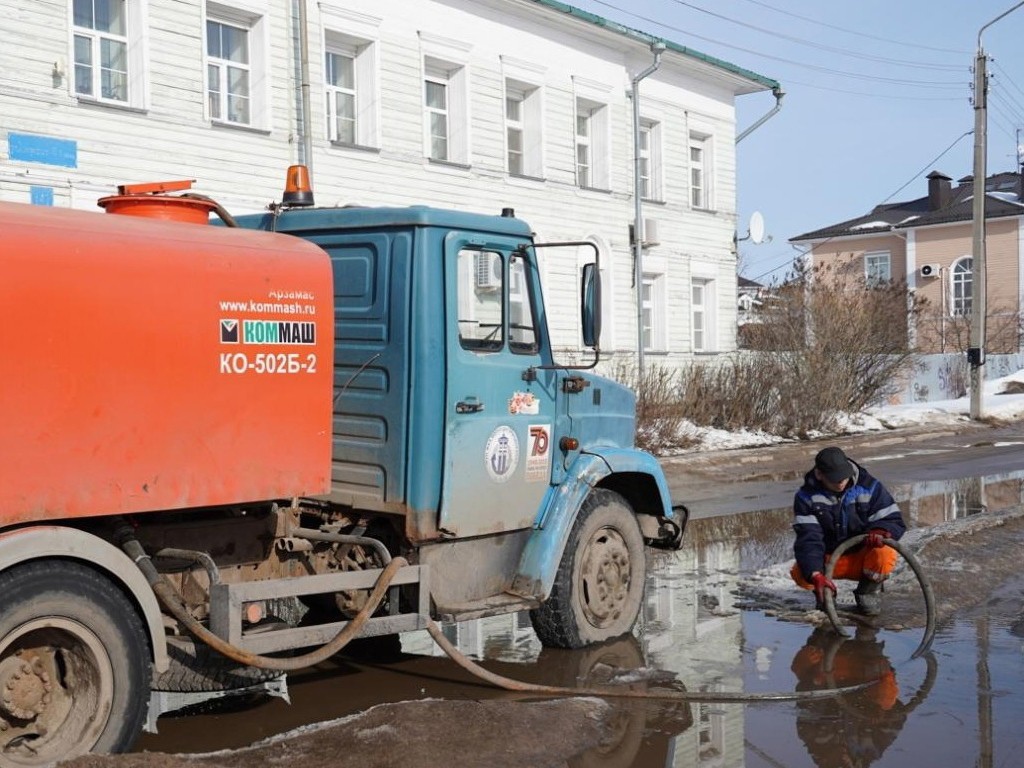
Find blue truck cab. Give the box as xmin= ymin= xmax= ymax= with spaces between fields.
xmin=237 ymin=201 xmax=685 ymax=647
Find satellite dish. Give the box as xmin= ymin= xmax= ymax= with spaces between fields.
xmin=748 ymin=211 xmax=766 ymax=245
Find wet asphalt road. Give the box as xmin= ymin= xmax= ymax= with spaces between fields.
xmin=134 ymin=421 xmax=1024 ymax=767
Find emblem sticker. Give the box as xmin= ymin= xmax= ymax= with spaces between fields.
xmin=508 ymin=391 xmax=539 ymax=415
xmin=484 ymin=426 xmax=520 ymax=483
xmin=525 ymin=424 xmax=551 ymax=482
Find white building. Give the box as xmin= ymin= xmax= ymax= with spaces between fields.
xmin=1 ymin=0 xmax=778 ymax=367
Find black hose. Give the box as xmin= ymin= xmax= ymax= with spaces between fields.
xmin=822 ymin=534 xmax=937 ymax=658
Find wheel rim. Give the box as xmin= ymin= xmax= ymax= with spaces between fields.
xmin=0 ymin=618 xmax=115 ymax=765
xmin=577 ymin=525 xmax=633 ymax=629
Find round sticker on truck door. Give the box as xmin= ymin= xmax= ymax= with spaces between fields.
xmin=484 ymin=426 xmax=520 ymax=483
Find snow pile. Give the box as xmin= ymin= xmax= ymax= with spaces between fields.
xmin=680 ymin=368 xmax=1024 ymax=454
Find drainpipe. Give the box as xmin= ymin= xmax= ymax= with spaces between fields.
xmin=736 ymin=87 xmax=784 ymax=144
xmin=296 ymin=0 xmax=314 ymax=179
xmin=633 ymin=41 xmax=664 ymax=381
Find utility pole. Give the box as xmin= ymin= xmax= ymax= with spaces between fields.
xmin=969 ymin=42 xmax=988 ymax=419
xmin=970 ymin=1 xmax=1024 ymax=419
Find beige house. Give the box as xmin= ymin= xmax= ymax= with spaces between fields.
xmin=790 ymin=170 xmax=1024 ymax=356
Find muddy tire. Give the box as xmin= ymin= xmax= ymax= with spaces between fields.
xmin=531 ymin=489 xmax=646 ymax=649
xmin=0 ymin=561 xmax=151 ymax=765
xmin=154 ymin=638 xmax=282 ymax=693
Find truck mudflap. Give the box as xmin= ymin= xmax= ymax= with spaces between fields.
xmin=510 ymin=449 xmax=683 ymax=601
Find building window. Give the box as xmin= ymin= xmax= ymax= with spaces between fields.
xmin=576 ymin=97 xmax=609 ymax=189
xmin=638 ymin=121 xmax=662 ymax=200
xmin=424 ymin=73 xmax=449 ymax=161
xmin=692 ymin=281 xmax=706 ymax=352
xmin=690 ymin=133 xmax=712 ymax=209
xmin=506 ymin=89 xmax=524 ymax=176
xmin=641 ymin=273 xmax=665 ymax=351
xmin=206 ymin=15 xmax=251 ymax=125
xmin=423 ymin=56 xmax=468 ymax=164
xmin=575 ymin=109 xmax=591 ymax=188
xmin=325 ymin=48 xmax=355 ymax=144
xmin=325 ymin=32 xmax=379 ymax=147
xmin=692 ymin=277 xmax=717 ymax=352
xmin=72 ymin=0 xmax=128 ymax=103
xmin=638 ymin=124 xmax=651 ymax=199
xmin=951 ymin=256 xmax=973 ymax=316
xmin=504 ymin=79 xmax=542 ymax=178
xmin=322 ymin=11 xmax=381 ymax=148
xmin=865 ymin=251 xmax=892 ymax=285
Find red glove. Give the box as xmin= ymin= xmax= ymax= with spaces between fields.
xmin=810 ymin=572 xmax=837 ymax=604
xmin=864 ymin=529 xmax=890 ymax=549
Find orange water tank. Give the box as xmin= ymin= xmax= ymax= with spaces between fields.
xmin=0 ymin=199 xmax=334 ymax=525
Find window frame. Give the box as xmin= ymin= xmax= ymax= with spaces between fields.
xmin=69 ymin=0 xmax=146 ymax=109
xmin=638 ymin=119 xmax=663 ymax=201
xmin=641 ymin=272 xmax=666 ymax=352
xmin=424 ymin=67 xmax=451 ymax=162
xmin=419 ymin=34 xmax=472 ymax=166
xmin=321 ymin=8 xmax=381 ymax=149
xmin=324 ymin=45 xmax=356 ymax=145
xmin=502 ymin=69 xmax=544 ymax=179
xmin=575 ymin=96 xmax=609 ymax=190
xmin=689 ymin=132 xmax=713 ymax=210
xmin=864 ymin=251 xmax=892 ymax=286
xmin=951 ymin=256 xmax=973 ymax=317
xmin=505 ymin=88 xmax=525 ymax=176
xmin=204 ymin=2 xmax=268 ymax=130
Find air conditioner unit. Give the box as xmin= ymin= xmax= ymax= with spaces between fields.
xmin=628 ymin=218 xmax=661 ymax=247
xmin=919 ymin=263 xmax=940 ymax=279
xmin=643 ymin=217 xmax=661 ymax=246
xmin=475 ymin=252 xmax=500 ymax=291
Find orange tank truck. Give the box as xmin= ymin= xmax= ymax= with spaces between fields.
xmin=0 ymin=194 xmax=334 ymax=522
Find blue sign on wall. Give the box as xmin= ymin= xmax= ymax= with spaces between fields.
xmin=8 ymin=133 xmax=78 ymax=168
xmin=30 ymin=186 xmax=54 ymax=206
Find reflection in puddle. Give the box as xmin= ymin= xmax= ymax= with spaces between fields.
xmin=138 ymin=472 xmax=1024 ymax=766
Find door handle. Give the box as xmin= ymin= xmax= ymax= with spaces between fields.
xmin=456 ymin=400 xmax=485 ymax=414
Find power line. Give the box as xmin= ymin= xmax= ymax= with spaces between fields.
xmin=748 ymin=131 xmax=975 ymax=283
xmin=879 ymin=130 xmax=973 ymax=204
xmin=735 ymin=0 xmax=970 ymax=55
xmin=667 ymin=0 xmax=964 ymax=71
xmin=781 ymin=77 xmax=966 ymax=102
xmin=585 ymin=0 xmax=968 ymax=91
xmin=992 ymin=62 xmax=1024 ymax=107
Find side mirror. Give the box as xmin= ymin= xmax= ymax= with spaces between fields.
xmin=581 ymin=263 xmax=602 ymax=348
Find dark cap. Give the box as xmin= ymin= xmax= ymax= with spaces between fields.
xmin=815 ymin=446 xmax=854 ymax=484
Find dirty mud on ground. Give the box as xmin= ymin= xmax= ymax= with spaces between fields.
xmin=60 ymin=420 xmax=1024 ymax=768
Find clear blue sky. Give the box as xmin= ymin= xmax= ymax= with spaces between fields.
xmin=569 ymin=0 xmax=1024 ymax=283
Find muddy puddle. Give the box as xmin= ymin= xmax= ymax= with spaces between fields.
xmin=137 ymin=473 xmax=1024 ymax=767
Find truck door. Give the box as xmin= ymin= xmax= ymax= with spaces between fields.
xmin=440 ymin=233 xmax=556 ymax=538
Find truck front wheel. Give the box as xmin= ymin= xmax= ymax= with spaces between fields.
xmin=0 ymin=561 xmax=151 ymax=765
xmin=531 ymin=489 xmax=646 ymax=649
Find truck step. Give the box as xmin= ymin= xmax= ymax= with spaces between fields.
xmin=436 ymin=592 xmax=540 ymax=623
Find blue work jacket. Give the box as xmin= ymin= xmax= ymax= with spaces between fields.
xmin=793 ymin=460 xmax=906 ymax=581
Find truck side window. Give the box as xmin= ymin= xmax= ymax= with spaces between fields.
xmin=509 ymin=254 xmax=538 ymax=355
xmin=457 ymin=248 xmax=504 ymax=351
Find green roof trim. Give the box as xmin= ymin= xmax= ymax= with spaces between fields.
xmin=529 ymin=0 xmax=780 ymax=91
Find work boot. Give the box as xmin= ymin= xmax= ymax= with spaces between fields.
xmin=854 ymin=579 xmax=883 ymax=616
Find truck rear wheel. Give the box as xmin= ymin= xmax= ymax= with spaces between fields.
xmin=0 ymin=561 xmax=150 ymax=765
xmin=531 ymin=489 xmax=645 ymax=649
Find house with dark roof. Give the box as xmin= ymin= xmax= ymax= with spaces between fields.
xmin=790 ymin=170 xmax=1024 ymax=355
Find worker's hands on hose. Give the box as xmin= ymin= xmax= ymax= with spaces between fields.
xmin=864 ymin=529 xmax=890 ymax=549
xmin=810 ymin=572 xmax=837 ymax=604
